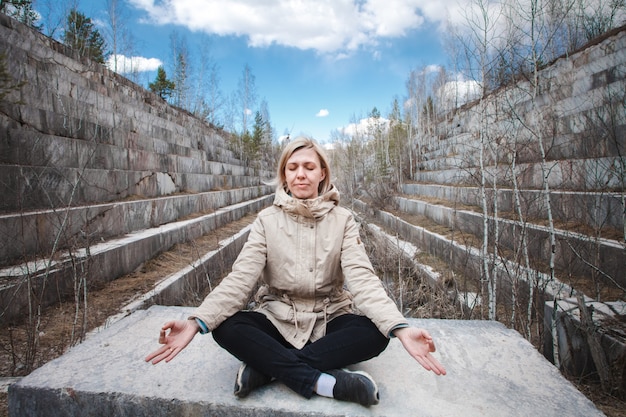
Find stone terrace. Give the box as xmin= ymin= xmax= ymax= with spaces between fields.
xmin=8 ymin=306 xmax=606 ymax=417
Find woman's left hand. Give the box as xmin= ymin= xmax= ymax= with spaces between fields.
xmin=393 ymin=326 xmax=447 ymax=375
xmin=145 ymin=319 xmax=199 ymax=365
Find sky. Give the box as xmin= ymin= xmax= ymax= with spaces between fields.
xmin=53 ymin=0 xmax=468 ymax=144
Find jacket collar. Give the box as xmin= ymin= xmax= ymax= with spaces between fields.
xmin=274 ymin=185 xmax=340 ymax=219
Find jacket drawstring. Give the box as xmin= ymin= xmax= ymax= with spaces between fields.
xmin=283 ymin=294 xmax=299 ymax=332
xmin=322 ymin=297 xmax=330 ymax=336
xmin=279 ymin=292 xmax=335 ymax=339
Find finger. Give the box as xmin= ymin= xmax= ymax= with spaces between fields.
xmin=431 ymin=362 xmax=446 ymax=375
xmin=146 ymin=345 xmax=171 ymax=364
xmin=425 ymin=354 xmax=447 ymax=376
xmin=414 ymin=354 xmax=433 ymax=372
xmin=164 ymin=346 xmax=179 ymax=363
xmin=413 ymin=352 xmax=446 ymax=376
xmin=429 ymin=339 xmax=437 ymax=353
xmin=146 ymin=349 xmax=164 ymax=364
xmin=162 ymin=321 xmax=177 ymax=331
xmin=145 ymin=351 xmax=158 ymax=363
xmin=419 ymin=329 xmax=432 ymax=339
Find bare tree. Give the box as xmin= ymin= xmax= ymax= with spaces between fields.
xmin=404 ymin=69 xmax=421 ymax=178
xmin=237 ymin=63 xmax=257 ymax=135
xmin=103 ymin=0 xmax=135 ymax=74
xmin=578 ymin=0 xmax=626 ymax=41
xmin=33 ymin=0 xmax=77 ymax=38
xmin=577 ymin=65 xmax=626 ymax=295
xmin=233 ymin=64 xmax=258 ymax=158
xmin=457 ymin=0 xmax=504 ymax=320
xmin=169 ymin=31 xmax=191 ymax=110
xmin=404 ymin=65 xmax=435 ymax=174
xmin=193 ymin=37 xmax=224 ymax=127
xmin=330 ymin=112 xmax=368 ymax=203
xmin=500 ymin=0 xmax=578 ymax=367
xmin=387 ymin=97 xmax=409 ymax=187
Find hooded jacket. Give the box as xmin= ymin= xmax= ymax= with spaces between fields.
xmin=191 ymin=185 xmax=408 ymax=349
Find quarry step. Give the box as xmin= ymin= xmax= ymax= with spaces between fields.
xmin=0 ymin=196 xmax=272 ymax=324
xmin=393 ymin=195 xmax=624 ymax=286
xmin=0 ymin=163 xmax=267 ymax=213
xmin=0 ymin=185 xmax=273 ymax=265
xmin=402 ymin=183 xmax=624 ymax=230
xmin=352 ymin=199 xmax=578 ymax=301
xmin=0 ymin=122 xmax=273 ymax=179
xmin=414 ymin=156 xmax=625 ymax=192
xmin=8 ymin=305 xmax=605 ymax=416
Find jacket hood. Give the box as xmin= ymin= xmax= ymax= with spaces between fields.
xmin=274 ymin=185 xmax=340 ymax=219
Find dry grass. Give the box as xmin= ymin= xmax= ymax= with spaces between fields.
xmin=363 ymin=202 xmax=626 ymax=417
xmin=0 ymin=215 xmax=256 ymax=416
xmin=1 ymin=201 xmax=624 ymax=416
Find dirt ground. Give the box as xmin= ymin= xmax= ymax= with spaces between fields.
xmin=1 ymin=211 xmax=625 ymax=417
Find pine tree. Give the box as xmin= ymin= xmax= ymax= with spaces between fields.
xmin=148 ymin=66 xmax=175 ymax=100
xmin=63 ymin=9 xmax=107 ymax=64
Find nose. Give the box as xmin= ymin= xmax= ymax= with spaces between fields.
xmin=296 ymin=166 xmax=306 ymax=178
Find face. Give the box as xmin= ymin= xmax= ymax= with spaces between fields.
xmin=284 ymin=147 xmax=326 ymax=199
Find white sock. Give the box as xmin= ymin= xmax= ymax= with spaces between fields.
xmin=315 ymin=373 xmax=336 ymax=398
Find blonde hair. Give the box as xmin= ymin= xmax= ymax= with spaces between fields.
xmin=274 ymin=136 xmax=331 ymax=195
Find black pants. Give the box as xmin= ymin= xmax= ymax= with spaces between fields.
xmin=212 ymin=311 xmax=390 ymax=398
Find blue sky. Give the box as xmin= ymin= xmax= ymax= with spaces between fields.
xmin=56 ymin=0 xmax=464 ymax=144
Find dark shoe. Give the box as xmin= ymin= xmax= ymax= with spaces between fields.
xmin=327 ymin=368 xmax=380 ymax=406
xmin=233 ymin=363 xmax=273 ymax=398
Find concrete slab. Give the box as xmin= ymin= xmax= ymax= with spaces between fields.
xmin=9 ymin=306 xmax=605 ymax=417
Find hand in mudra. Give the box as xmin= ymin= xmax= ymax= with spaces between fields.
xmin=145 ymin=319 xmax=199 ymax=364
xmin=393 ymin=327 xmax=447 ymax=376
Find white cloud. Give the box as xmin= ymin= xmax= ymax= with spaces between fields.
xmin=127 ymin=0 xmax=455 ymax=54
xmin=424 ymin=64 xmax=441 ymax=74
xmin=337 ymin=116 xmax=390 ymax=139
xmin=107 ymin=55 xmax=162 ymax=73
xmin=316 ymin=109 xmax=330 ymax=117
xmin=437 ymin=77 xmax=482 ymax=111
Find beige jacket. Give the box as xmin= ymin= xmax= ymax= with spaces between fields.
xmin=191 ymin=185 xmax=408 ymax=349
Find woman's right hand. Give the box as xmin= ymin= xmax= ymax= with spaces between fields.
xmin=393 ymin=326 xmax=447 ymax=376
xmin=145 ymin=319 xmax=200 ymax=364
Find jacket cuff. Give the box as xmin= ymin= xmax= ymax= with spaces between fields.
xmin=195 ymin=318 xmax=209 ymax=334
xmin=388 ymin=323 xmax=409 ymax=338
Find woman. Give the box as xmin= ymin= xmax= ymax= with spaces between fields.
xmin=146 ymin=136 xmax=446 ymax=407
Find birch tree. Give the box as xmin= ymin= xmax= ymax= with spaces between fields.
xmin=405 ymin=65 xmax=436 ymax=174
xmin=237 ymin=64 xmax=257 ymax=135
xmin=458 ymin=0 xmax=503 ymax=320
xmin=194 ymin=38 xmax=224 ymax=127
xmin=104 ymin=0 xmax=123 ymax=73
xmin=234 ymin=64 xmax=258 ymax=158
xmin=388 ymin=97 xmax=408 ymax=187
xmin=502 ymin=0 xmax=573 ymax=366
xmin=170 ymin=32 xmax=191 ymax=110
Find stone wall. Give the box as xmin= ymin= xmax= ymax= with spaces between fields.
xmin=0 ymin=14 xmax=274 ymax=317
xmin=0 ymin=13 xmax=270 ymax=213
xmin=419 ymin=25 xmax=626 ymax=193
